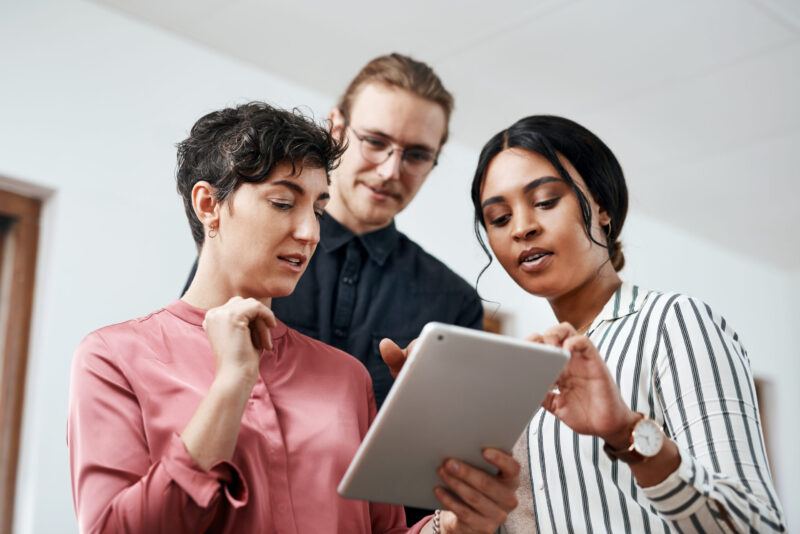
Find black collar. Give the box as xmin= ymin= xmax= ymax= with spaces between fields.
xmin=319 ymin=211 xmax=399 ymax=266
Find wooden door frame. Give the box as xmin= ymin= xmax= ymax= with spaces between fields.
xmin=0 ymin=188 xmax=41 ymax=534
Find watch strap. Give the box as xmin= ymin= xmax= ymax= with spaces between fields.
xmin=603 ymin=413 xmax=649 ymax=465
xmin=603 ymin=441 xmax=646 ymax=465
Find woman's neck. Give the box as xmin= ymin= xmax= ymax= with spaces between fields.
xmin=181 ymin=253 xmax=272 ymax=310
xmin=548 ymin=267 xmax=622 ymax=334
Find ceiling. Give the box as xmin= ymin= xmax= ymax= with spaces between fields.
xmin=93 ymin=0 xmax=800 ymax=271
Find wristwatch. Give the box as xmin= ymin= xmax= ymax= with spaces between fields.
xmin=603 ymin=413 xmax=664 ymax=464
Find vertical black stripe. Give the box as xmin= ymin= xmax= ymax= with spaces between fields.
xmin=610 ymin=294 xmax=645 ymax=533
xmin=537 ymin=413 xmax=557 ymax=533
xmin=651 ymin=294 xmax=681 ymax=441
xmin=530 ymin=415 xmax=543 ymax=534
xmin=571 ymin=432 xmax=593 ymax=534
xmin=674 ymin=303 xmax=719 ymax=471
xmin=704 ymin=304 xmax=779 ymax=511
xmin=595 ymin=322 xmax=613 ymax=353
xmin=604 ymin=314 xmax=633 ymax=534
xmin=662 ymin=328 xmax=697 ymax=455
xmin=553 ymin=419 xmax=575 ymax=534
xmin=603 ymin=313 xmax=629 ymax=364
xmin=628 ymin=294 xmax=665 ymax=533
xmin=591 ymin=437 xmax=613 ymax=533
xmin=689 ymin=299 xmax=746 ymax=484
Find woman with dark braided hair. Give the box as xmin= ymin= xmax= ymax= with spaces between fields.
xmin=471 ymin=115 xmax=785 ymax=533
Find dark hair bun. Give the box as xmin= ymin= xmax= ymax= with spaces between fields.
xmin=610 ymin=240 xmax=625 ymax=272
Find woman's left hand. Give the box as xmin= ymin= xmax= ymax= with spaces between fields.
xmin=433 ymin=448 xmax=520 ymax=534
xmin=531 ymin=323 xmax=638 ymax=444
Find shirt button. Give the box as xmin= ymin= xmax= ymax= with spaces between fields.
xmin=334 ymin=328 xmax=346 ymax=337
xmin=343 ymin=277 xmax=353 ymax=285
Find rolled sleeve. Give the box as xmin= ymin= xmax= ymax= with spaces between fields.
xmin=68 ymin=331 xmax=247 ymax=533
xmin=642 ymin=447 xmax=707 ymax=518
xmin=161 ymin=433 xmax=248 ymax=509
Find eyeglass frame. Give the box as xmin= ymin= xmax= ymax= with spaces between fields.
xmin=346 ymin=126 xmax=439 ymax=177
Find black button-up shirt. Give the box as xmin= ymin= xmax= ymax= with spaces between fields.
xmin=271 ymin=211 xmax=483 ymax=408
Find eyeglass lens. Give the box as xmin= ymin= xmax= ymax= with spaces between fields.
xmin=354 ymin=130 xmax=436 ymax=176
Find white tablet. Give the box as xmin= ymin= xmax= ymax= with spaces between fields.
xmin=338 ymin=322 xmax=569 ymax=510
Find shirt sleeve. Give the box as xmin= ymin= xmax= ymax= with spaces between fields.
xmin=644 ymin=295 xmax=785 ymax=532
xmin=67 ymin=331 xmax=248 ymax=534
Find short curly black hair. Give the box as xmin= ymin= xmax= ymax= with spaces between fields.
xmin=176 ymin=102 xmax=345 ymax=248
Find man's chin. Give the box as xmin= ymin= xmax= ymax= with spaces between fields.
xmin=357 ymin=210 xmax=397 ymax=230
xmin=359 ymin=199 xmax=406 ymax=222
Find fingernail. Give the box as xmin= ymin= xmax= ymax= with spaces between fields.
xmin=447 ymin=460 xmax=460 ymax=473
xmin=484 ymin=449 xmax=498 ymax=461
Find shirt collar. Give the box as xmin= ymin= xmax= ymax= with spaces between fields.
xmin=165 ymin=299 xmax=289 ymax=339
xmin=319 ymin=211 xmax=399 ymax=266
xmin=587 ymin=282 xmax=648 ymax=334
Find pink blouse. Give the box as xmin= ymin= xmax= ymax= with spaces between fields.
xmin=67 ymin=299 xmax=425 ymax=533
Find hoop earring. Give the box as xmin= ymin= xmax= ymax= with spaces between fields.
xmin=208 ymin=223 xmax=218 ymax=239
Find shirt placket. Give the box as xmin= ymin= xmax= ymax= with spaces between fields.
xmin=249 ymin=364 xmax=298 ymax=534
xmin=332 ymin=239 xmax=363 ymax=345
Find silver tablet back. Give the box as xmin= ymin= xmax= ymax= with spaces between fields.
xmin=338 ymin=322 xmax=569 ymax=510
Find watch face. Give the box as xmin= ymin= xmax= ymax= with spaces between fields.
xmin=633 ymin=418 xmax=664 ymax=457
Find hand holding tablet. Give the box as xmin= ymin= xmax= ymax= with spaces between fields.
xmin=338 ymin=322 xmax=569 ymax=514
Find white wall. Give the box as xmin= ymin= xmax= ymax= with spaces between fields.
xmin=1 ymin=1 xmax=335 ymax=532
xmin=1 ymin=0 xmax=796 ymax=531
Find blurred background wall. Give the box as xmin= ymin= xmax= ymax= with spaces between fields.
xmin=1 ymin=0 xmax=797 ymax=531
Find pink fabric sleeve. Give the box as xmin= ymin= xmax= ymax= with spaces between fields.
xmin=67 ymin=331 xmax=248 ymax=534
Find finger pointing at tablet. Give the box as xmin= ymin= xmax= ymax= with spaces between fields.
xmin=378 ymin=337 xmax=418 ymax=379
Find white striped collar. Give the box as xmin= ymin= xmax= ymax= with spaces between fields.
xmin=587 ymin=281 xmax=648 ymax=335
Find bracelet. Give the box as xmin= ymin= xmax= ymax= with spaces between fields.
xmin=432 ymin=509 xmax=441 ymax=534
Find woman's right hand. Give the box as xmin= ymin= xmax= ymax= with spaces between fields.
xmin=181 ymin=297 xmax=276 ymax=470
xmin=202 ymin=296 xmax=276 ymax=385
xmin=433 ymin=448 xmax=520 ymax=534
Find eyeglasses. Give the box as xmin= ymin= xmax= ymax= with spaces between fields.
xmin=348 ymin=127 xmax=438 ymax=177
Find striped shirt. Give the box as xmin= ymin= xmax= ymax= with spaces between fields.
xmin=505 ymin=282 xmax=785 ymax=533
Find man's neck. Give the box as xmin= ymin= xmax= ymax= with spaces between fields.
xmin=324 ymin=203 xmax=392 ymax=236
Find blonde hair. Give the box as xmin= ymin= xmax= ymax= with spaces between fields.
xmin=337 ymin=53 xmax=454 ymax=145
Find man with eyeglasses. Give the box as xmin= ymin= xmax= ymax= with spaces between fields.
xmin=181 ymin=53 xmax=482 ymax=403
xmin=271 ymin=53 xmax=483 ymax=524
